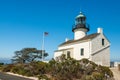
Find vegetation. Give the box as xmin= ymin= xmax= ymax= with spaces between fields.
xmin=0 ymin=63 xmax=4 ymax=66
xmin=0 ymin=54 xmax=114 ymax=80
xmin=11 ymin=48 xmax=48 ymax=63
xmin=0 ymin=63 xmax=4 ymax=71
xmin=118 ymin=64 xmax=120 ymax=71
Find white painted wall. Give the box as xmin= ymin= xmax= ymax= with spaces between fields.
xmin=54 ymin=51 xmax=63 ymax=59
xmin=74 ymin=28 xmax=87 ymax=40
xmin=54 ymin=48 xmax=74 ymax=59
xmin=91 ymin=34 xmax=110 ymax=54
xmin=91 ymin=47 xmax=110 ymax=67
xmin=91 ymin=33 xmax=110 ymax=66
xmin=73 ymin=41 xmax=90 ymax=60
xmin=55 ymin=41 xmax=91 ymax=60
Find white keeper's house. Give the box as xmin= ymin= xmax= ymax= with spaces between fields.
xmin=54 ymin=12 xmax=110 ymax=67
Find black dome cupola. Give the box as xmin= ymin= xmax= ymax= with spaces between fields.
xmin=72 ymin=12 xmax=89 ymax=32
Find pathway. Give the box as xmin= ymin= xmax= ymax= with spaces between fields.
xmin=0 ymin=72 xmax=33 ymax=80
xmin=110 ymin=67 xmax=120 ymax=80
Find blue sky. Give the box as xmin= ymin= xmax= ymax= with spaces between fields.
xmin=0 ymin=0 xmax=120 ymax=60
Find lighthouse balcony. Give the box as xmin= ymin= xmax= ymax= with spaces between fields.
xmin=72 ymin=23 xmax=90 ymax=32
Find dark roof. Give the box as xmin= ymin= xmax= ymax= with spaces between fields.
xmin=59 ymin=33 xmax=100 ymax=46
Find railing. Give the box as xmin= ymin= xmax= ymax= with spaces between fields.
xmin=72 ymin=23 xmax=90 ymax=32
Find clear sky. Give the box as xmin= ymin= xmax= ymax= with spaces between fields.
xmin=0 ymin=0 xmax=120 ymax=60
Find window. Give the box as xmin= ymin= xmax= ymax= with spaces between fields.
xmin=67 ymin=51 xmax=71 ymax=58
xmin=80 ymin=48 xmax=84 ymax=56
xmin=102 ymin=39 xmax=105 ymax=46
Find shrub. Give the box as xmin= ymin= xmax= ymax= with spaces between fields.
xmin=11 ymin=66 xmax=20 ymax=74
xmin=89 ymin=61 xmax=98 ymax=69
xmin=38 ymin=74 xmax=50 ymax=80
xmin=80 ymin=58 xmax=89 ymax=64
xmin=0 ymin=57 xmax=114 ymax=80
xmin=92 ymin=72 xmax=103 ymax=80
xmin=1 ymin=64 xmax=14 ymax=72
xmin=0 ymin=63 xmax=4 ymax=66
xmin=10 ymin=63 xmax=33 ymax=76
xmin=0 ymin=63 xmax=4 ymax=70
xmin=99 ymin=66 xmax=113 ymax=77
xmin=118 ymin=64 xmax=120 ymax=71
xmin=85 ymin=75 xmax=93 ymax=80
xmin=29 ymin=61 xmax=48 ymax=75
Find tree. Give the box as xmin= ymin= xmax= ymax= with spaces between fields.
xmin=11 ymin=48 xmax=48 ymax=63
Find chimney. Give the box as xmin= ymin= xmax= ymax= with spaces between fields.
xmin=97 ymin=28 xmax=103 ymax=34
xmin=65 ymin=38 xmax=69 ymax=42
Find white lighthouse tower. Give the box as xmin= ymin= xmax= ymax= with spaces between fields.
xmin=72 ymin=12 xmax=89 ymax=40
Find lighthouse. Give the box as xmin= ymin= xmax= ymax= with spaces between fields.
xmin=54 ymin=12 xmax=110 ymax=67
xmin=72 ymin=12 xmax=89 ymax=40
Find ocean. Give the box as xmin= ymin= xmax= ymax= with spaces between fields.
xmin=0 ymin=58 xmax=12 ymax=64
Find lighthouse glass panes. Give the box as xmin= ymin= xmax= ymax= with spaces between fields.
xmin=80 ymin=48 xmax=84 ymax=56
xmin=75 ymin=13 xmax=86 ymax=25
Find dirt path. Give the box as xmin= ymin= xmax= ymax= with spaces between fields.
xmin=0 ymin=72 xmax=33 ymax=80
xmin=110 ymin=67 xmax=120 ymax=80
xmin=6 ymin=72 xmax=38 ymax=80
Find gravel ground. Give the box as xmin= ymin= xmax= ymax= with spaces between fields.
xmin=110 ymin=67 xmax=120 ymax=80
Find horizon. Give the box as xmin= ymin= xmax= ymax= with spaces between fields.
xmin=0 ymin=0 xmax=120 ymax=61
xmin=0 ymin=57 xmax=120 ymax=64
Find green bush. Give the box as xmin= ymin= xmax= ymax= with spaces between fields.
xmin=38 ymin=74 xmax=50 ymax=80
xmin=19 ymin=69 xmax=33 ymax=76
xmin=0 ymin=63 xmax=4 ymax=66
xmin=11 ymin=66 xmax=20 ymax=74
xmin=80 ymin=58 xmax=89 ymax=64
xmin=29 ymin=61 xmax=48 ymax=75
xmin=99 ymin=66 xmax=113 ymax=77
xmin=118 ymin=64 xmax=120 ymax=71
xmin=0 ymin=63 xmax=4 ymax=70
xmin=85 ymin=75 xmax=93 ymax=80
xmin=89 ymin=61 xmax=98 ymax=69
xmin=92 ymin=72 xmax=104 ymax=80
xmin=1 ymin=64 xmax=14 ymax=72
xmin=10 ymin=63 xmax=33 ymax=76
xmin=0 ymin=57 xmax=114 ymax=80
